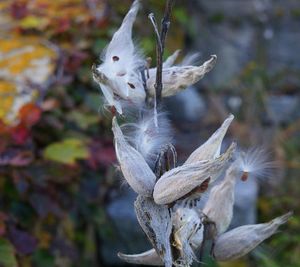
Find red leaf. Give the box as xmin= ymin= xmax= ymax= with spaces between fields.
xmin=88 ymin=140 xmax=116 ymax=169
xmin=10 ymin=0 xmax=28 ymax=19
xmin=18 ymin=103 xmax=42 ymax=127
xmin=11 ymin=124 xmax=30 ymax=145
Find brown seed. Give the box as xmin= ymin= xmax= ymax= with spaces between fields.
xmin=241 ymin=171 xmax=249 ymax=181
xmin=128 ymin=82 xmax=136 ymax=89
xmin=112 ymin=56 xmax=119 ymax=61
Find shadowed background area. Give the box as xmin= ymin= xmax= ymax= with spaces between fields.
xmin=0 ymin=0 xmax=299 ymax=266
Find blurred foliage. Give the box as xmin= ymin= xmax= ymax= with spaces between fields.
xmin=0 ymin=0 xmax=299 ymax=267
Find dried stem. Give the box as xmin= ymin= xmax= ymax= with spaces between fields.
xmin=148 ymin=0 xmax=175 ymax=103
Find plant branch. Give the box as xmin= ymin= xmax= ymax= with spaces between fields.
xmin=148 ymin=0 xmax=175 ymax=103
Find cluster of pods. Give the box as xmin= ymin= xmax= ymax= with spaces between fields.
xmin=92 ymin=1 xmax=292 ymax=266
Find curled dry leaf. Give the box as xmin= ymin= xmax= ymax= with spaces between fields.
xmin=153 ymin=142 xmax=236 ymax=205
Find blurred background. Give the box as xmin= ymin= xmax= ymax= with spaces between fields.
xmin=0 ymin=0 xmax=299 ymax=266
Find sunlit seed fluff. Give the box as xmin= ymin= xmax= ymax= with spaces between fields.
xmin=237 ymin=147 xmax=277 ymax=180
xmin=123 ymin=111 xmax=173 ymax=169
xmin=112 ymin=117 xmax=156 ymax=196
xmin=185 ymin=114 xmax=234 ymax=164
xmin=202 ymin=161 xmax=241 ymax=237
xmin=213 ymin=211 xmax=293 ymax=262
xmin=147 ymin=55 xmax=217 ymax=98
xmin=118 ymin=249 xmax=163 ymax=266
xmin=93 ymin=0 xmax=145 ymax=114
xmin=153 ymin=142 xmax=236 ymax=205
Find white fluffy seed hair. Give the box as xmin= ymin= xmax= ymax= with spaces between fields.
xmin=122 ymin=111 xmax=174 ymax=169
xmin=236 ymin=147 xmax=278 ymax=180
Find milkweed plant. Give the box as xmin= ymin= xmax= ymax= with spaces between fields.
xmin=92 ymin=1 xmax=292 ymax=266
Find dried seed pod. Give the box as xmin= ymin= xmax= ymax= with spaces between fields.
xmin=163 ymin=49 xmax=181 ymax=68
xmin=185 ymin=114 xmax=234 ymax=164
xmin=93 ymin=0 xmax=145 ymax=114
xmin=213 ymin=211 xmax=293 ymax=261
xmin=203 ymin=161 xmax=240 ymax=237
xmin=172 ymin=207 xmax=203 ymax=266
xmin=118 ymin=249 xmax=163 ymax=266
xmin=135 ymin=195 xmax=173 ymax=267
xmin=112 ymin=117 xmax=156 ymax=196
xmin=147 ymin=55 xmax=217 ymax=98
xmin=153 ymin=142 xmax=236 ymax=205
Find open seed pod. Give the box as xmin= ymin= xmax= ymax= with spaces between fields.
xmin=134 ymin=195 xmax=173 ymax=267
xmin=153 ymin=142 xmax=236 ymax=205
xmin=147 ymin=55 xmax=217 ymax=98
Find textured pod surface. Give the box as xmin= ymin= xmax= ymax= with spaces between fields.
xmin=93 ymin=0 xmax=145 ymax=114
xmin=185 ymin=114 xmax=234 ymax=164
xmin=118 ymin=249 xmax=163 ymax=266
xmin=213 ymin=212 xmax=293 ymax=261
xmin=172 ymin=207 xmax=203 ymax=266
xmin=112 ymin=117 xmax=156 ymax=196
xmin=153 ymin=142 xmax=236 ymax=205
xmin=203 ymin=161 xmax=240 ymax=236
xmin=163 ymin=49 xmax=181 ymax=68
xmin=134 ymin=195 xmax=173 ymax=267
xmin=148 ymin=55 xmax=217 ymax=98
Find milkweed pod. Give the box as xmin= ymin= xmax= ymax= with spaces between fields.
xmin=163 ymin=49 xmax=181 ymax=68
xmin=172 ymin=207 xmax=203 ymax=266
xmin=148 ymin=55 xmax=217 ymax=98
xmin=112 ymin=117 xmax=156 ymax=196
xmin=185 ymin=114 xmax=234 ymax=164
xmin=94 ymin=0 xmax=145 ymax=114
xmin=203 ymin=161 xmax=240 ymax=237
xmin=118 ymin=249 xmax=163 ymax=266
xmin=135 ymin=196 xmax=173 ymax=267
xmin=213 ymin=211 xmax=293 ymax=261
xmin=153 ymin=142 xmax=236 ymax=205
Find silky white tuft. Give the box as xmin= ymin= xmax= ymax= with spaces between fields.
xmin=94 ymin=0 xmax=146 ymax=114
xmin=123 ymin=111 xmax=173 ymax=169
xmin=236 ymin=147 xmax=277 ymax=180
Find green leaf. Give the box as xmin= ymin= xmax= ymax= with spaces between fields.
xmin=68 ymin=111 xmax=100 ymax=130
xmin=0 ymin=238 xmax=17 ymax=267
xmin=44 ymin=138 xmax=89 ymax=165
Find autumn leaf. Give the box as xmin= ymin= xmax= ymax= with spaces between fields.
xmin=18 ymin=103 xmax=42 ymax=127
xmin=44 ymin=138 xmax=90 ymax=165
xmin=0 ymin=238 xmax=18 ymax=267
